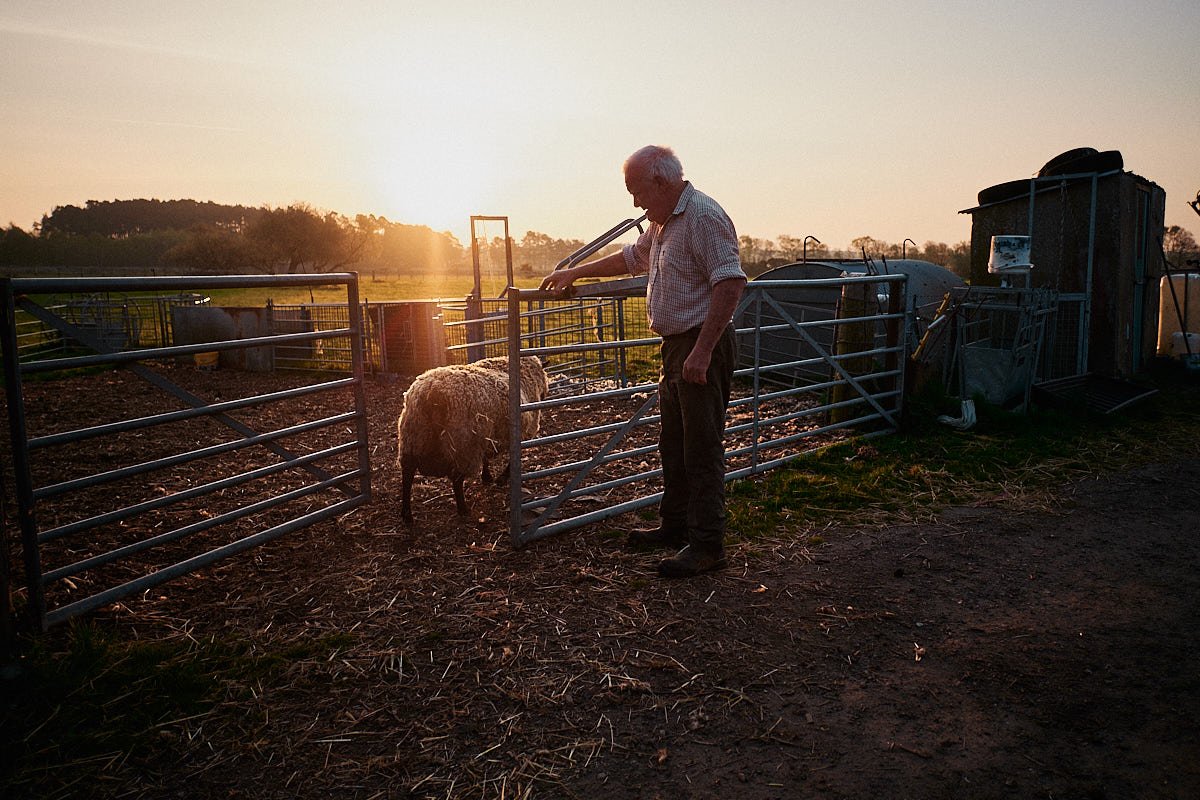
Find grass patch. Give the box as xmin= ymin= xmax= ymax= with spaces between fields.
xmin=728 ymin=364 xmax=1200 ymax=540
xmin=199 ymin=272 xmax=548 ymax=307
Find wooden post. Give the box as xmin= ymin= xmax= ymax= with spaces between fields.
xmin=830 ymin=281 xmax=875 ymax=423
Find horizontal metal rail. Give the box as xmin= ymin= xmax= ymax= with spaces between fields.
xmin=37 ymin=441 xmax=361 ymax=544
xmin=34 ymin=412 xmax=357 ymax=501
xmin=19 ymin=326 xmax=348 ymax=374
xmin=41 ymin=470 xmax=359 ymax=585
xmin=10 ymin=274 xmax=357 ymax=293
xmin=43 ymin=493 xmax=366 ymax=628
xmin=27 ymin=378 xmax=355 ymax=450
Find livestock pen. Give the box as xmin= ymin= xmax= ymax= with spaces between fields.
xmin=1 ymin=274 xmax=371 ymax=633
xmin=1 ymin=270 xmax=909 ymax=634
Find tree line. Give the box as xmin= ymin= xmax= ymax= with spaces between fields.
xmin=6 ymin=197 xmax=1195 ymax=279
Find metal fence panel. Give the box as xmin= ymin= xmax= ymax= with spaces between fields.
xmin=504 ymin=274 xmax=908 ymax=547
xmin=0 ymin=274 xmax=371 ymax=631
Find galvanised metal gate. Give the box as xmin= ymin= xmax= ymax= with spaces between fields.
xmin=1 ymin=274 xmax=371 ymax=631
xmin=503 ymin=273 xmax=908 ymax=547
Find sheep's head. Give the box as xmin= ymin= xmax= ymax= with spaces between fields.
xmin=520 ymin=356 xmax=550 ymax=401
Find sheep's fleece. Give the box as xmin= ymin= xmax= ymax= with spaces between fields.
xmin=397 ymin=356 xmax=547 ymax=521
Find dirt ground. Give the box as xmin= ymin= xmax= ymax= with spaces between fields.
xmin=5 ymin=370 xmax=1200 ymax=799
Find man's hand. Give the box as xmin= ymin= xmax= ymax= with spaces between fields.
xmin=680 ymin=276 xmax=744 ymax=384
xmin=683 ymin=347 xmax=711 ymax=384
xmin=540 ymin=267 xmax=576 ymax=294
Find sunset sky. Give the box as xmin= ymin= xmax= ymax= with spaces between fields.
xmin=2 ymin=1 xmax=1198 ymax=252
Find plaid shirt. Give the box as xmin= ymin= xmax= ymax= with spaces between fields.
xmin=622 ymin=183 xmax=745 ymax=336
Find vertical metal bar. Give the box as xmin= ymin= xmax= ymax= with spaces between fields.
xmin=1082 ymin=174 xmax=1098 ymax=373
xmin=0 ymin=468 xmax=12 ymax=651
xmin=469 ymin=217 xmax=482 ymax=300
xmin=537 ymin=298 xmax=547 ymax=351
xmin=0 ymin=279 xmax=46 ymax=630
xmin=895 ymin=275 xmax=909 ymax=428
xmin=1026 ymin=178 xmax=1036 ymax=239
xmin=616 ymin=298 xmax=628 ymax=388
xmin=377 ymin=304 xmax=389 ymax=374
xmin=503 ymin=218 xmax=514 ymax=290
xmin=507 ymin=289 xmax=523 ymax=546
xmin=345 ymin=276 xmax=372 ymax=502
xmin=751 ymin=288 xmax=763 ymax=471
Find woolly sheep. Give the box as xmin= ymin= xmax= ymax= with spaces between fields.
xmin=473 ymin=355 xmax=550 ymax=432
xmin=397 ymin=356 xmax=548 ymax=522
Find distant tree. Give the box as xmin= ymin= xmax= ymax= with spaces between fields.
xmin=519 ymin=230 xmax=556 ymax=272
xmin=738 ymin=235 xmax=775 ymax=268
xmin=246 ymin=204 xmax=364 ymax=274
xmin=947 ymin=241 xmax=971 ymax=279
xmin=1163 ymin=225 xmax=1199 ymax=265
xmin=776 ymin=234 xmax=828 ymax=261
xmin=372 ymin=219 xmax=466 ymax=273
xmin=40 ymin=199 xmax=262 ymax=237
xmin=165 ymin=225 xmax=266 ymax=274
xmin=850 ymin=235 xmax=886 ymax=258
xmin=0 ymin=224 xmax=41 ymax=266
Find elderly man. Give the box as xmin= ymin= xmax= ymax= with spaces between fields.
xmin=541 ymin=145 xmax=746 ymax=578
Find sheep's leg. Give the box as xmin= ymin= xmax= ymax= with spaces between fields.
xmin=401 ymin=454 xmax=416 ymax=524
xmin=452 ymin=475 xmax=468 ymax=515
xmin=480 ymin=460 xmax=493 ymax=485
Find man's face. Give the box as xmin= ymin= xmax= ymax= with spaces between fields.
xmin=624 ymin=161 xmax=676 ymax=225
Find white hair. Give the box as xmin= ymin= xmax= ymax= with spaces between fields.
xmin=625 ymin=145 xmax=684 ymax=184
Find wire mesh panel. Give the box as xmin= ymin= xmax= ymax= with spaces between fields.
xmin=1040 ymin=294 xmax=1086 ymax=380
xmin=439 ymin=294 xmax=654 ymax=390
xmin=947 ymin=287 xmax=1059 ymax=407
xmin=0 ymin=274 xmax=371 ymax=631
xmin=268 ymin=302 xmax=356 ymax=372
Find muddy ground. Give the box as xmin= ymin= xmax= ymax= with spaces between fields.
xmin=3 ymin=370 xmax=1199 ymax=799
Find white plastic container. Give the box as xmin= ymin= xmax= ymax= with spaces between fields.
xmin=1156 ymin=273 xmax=1200 ymax=355
xmin=987 ymin=235 xmax=1032 ymax=273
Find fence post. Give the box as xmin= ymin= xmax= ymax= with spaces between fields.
xmin=507 ymin=289 xmax=523 ymax=547
xmin=1 ymin=464 xmax=13 ymax=653
xmin=0 ymin=278 xmax=46 ymax=631
xmin=346 ymin=276 xmax=373 ymax=503
xmin=829 ymin=281 xmax=876 ymax=423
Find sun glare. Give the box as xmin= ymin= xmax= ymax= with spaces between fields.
xmin=377 ymin=141 xmax=498 ymax=237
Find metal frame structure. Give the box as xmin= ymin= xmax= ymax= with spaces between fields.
xmin=469 ymin=215 xmax=513 ymax=301
xmin=1024 ymin=170 xmax=1111 ymax=377
xmin=949 ymin=286 xmax=1058 ymax=410
xmin=503 ymin=273 xmax=908 ymax=547
xmin=1 ymin=274 xmax=371 ymax=631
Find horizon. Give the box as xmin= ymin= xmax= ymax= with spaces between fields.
xmin=2 ymin=2 xmax=1198 ymax=250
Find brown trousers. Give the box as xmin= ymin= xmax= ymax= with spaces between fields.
xmin=657 ymin=324 xmax=735 ymax=548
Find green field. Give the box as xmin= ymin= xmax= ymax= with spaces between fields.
xmin=202 ymin=272 xmax=548 ymax=307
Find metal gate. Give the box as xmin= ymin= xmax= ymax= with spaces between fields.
xmin=503 ymin=273 xmax=908 ymax=547
xmin=1 ymin=274 xmax=371 ymax=631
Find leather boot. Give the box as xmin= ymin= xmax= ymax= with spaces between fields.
xmin=627 ymin=525 xmax=688 ymax=551
xmin=657 ymin=543 xmax=727 ymax=578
